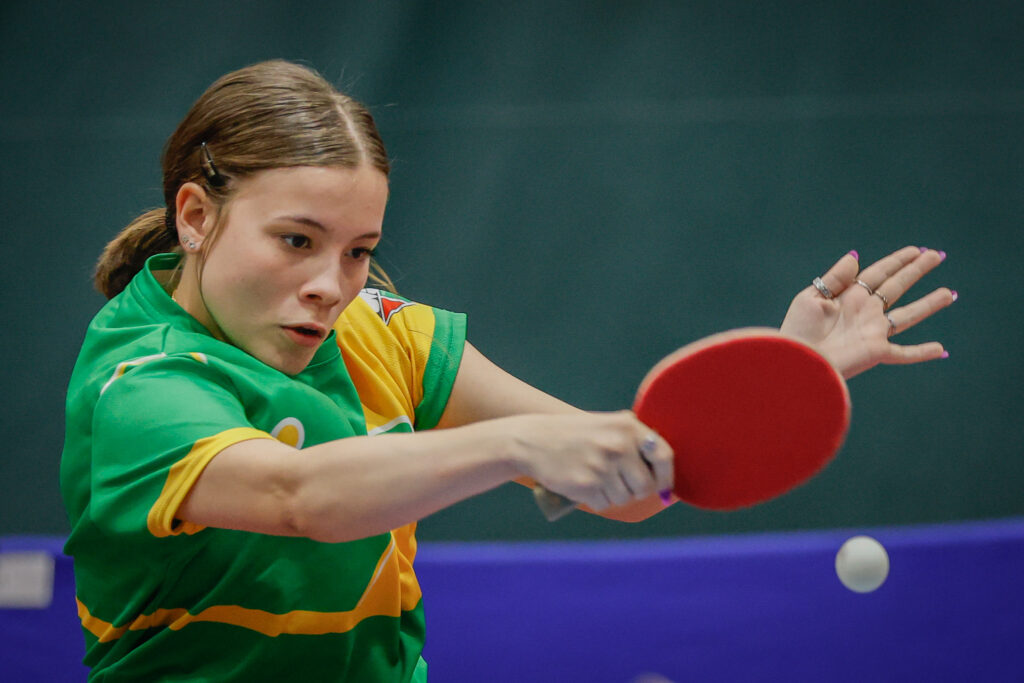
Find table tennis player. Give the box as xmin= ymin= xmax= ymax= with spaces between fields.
xmin=60 ymin=60 xmax=956 ymax=681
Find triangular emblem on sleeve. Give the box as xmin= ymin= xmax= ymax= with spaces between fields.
xmin=359 ymin=288 xmax=415 ymax=325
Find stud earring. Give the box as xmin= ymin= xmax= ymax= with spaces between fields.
xmin=185 ymin=240 xmax=198 ymax=250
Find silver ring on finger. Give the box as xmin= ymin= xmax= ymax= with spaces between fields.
xmin=885 ymin=312 xmax=897 ymax=337
xmin=874 ymin=290 xmax=890 ymax=309
xmin=638 ymin=433 xmax=658 ymax=467
xmin=812 ymin=277 xmax=834 ymax=300
xmin=855 ymin=279 xmax=874 ymax=295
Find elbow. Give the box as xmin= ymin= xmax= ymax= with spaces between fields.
xmin=590 ymin=509 xmax=656 ymax=523
xmin=269 ymin=458 xmax=335 ymax=542
xmin=587 ymin=495 xmax=671 ymax=523
xmin=284 ymin=484 xmax=343 ymax=543
xmin=604 ymin=509 xmax=660 ymax=523
xmin=286 ymin=495 xmax=344 ymax=543
xmin=285 ymin=471 xmax=383 ymax=544
xmin=292 ymin=511 xmax=384 ymax=545
xmin=273 ymin=472 xmax=314 ymax=539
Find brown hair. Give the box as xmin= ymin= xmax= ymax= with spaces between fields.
xmin=95 ymin=60 xmax=391 ymax=298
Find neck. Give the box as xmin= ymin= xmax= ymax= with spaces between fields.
xmin=173 ymin=258 xmax=227 ymax=342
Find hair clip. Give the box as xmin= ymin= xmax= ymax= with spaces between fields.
xmin=200 ymin=142 xmax=227 ymax=187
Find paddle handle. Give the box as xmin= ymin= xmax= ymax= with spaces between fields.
xmin=532 ymin=485 xmax=577 ymax=521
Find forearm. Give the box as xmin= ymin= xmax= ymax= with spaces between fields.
xmin=296 ymin=423 xmax=521 ymax=541
xmin=180 ymin=421 xmax=521 ymax=543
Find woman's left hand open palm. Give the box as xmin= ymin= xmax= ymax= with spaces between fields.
xmin=780 ymin=246 xmax=956 ymax=379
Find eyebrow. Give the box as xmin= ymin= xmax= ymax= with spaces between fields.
xmin=275 ymin=215 xmax=381 ymax=240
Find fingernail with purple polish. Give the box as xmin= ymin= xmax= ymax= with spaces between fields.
xmin=938 ymin=250 xmax=947 ymax=261
xmin=941 ymin=351 xmax=950 ymax=359
xmin=659 ymin=490 xmax=672 ymax=505
xmin=848 ymin=250 xmax=859 ymax=260
xmin=951 ymin=290 xmax=958 ymax=301
xmin=919 ymin=247 xmax=928 ymax=253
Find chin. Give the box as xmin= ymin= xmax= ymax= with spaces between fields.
xmin=251 ymin=347 xmax=312 ymax=376
xmin=276 ymin=357 xmax=313 ymax=376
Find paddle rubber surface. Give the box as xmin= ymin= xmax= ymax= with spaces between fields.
xmin=633 ymin=331 xmax=850 ymax=510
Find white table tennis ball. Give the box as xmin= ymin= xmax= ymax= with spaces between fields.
xmin=835 ymin=535 xmax=889 ymax=593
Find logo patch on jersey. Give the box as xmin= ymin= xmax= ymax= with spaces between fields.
xmin=359 ymin=289 xmax=415 ymax=326
xmin=271 ymin=417 xmax=305 ymax=449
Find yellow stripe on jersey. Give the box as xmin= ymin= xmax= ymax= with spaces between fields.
xmin=146 ymin=427 xmax=276 ymax=538
xmin=100 ymin=353 xmax=167 ymax=394
xmin=76 ymin=529 xmax=423 ymax=642
xmin=331 ymin=290 xmax=432 ymax=618
xmin=100 ymin=351 xmax=208 ymax=395
xmin=392 ymin=522 xmax=421 ymax=612
xmin=333 ymin=292 xmax=430 ymax=617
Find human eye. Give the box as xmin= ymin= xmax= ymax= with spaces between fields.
xmin=282 ymin=234 xmax=312 ymax=250
xmin=348 ymin=246 xmax=378 ymax=261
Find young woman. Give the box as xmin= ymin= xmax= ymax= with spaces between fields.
xmin=61 ymin=60 xmax=954 ymax=681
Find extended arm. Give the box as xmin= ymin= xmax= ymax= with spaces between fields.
xmin=180 ymin=418 xmax=520 ymax=543
xmin=178 ymin=346 xmax=673 ymax=541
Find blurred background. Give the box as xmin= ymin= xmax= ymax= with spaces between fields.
xmin=1 ymin=1 xmax=1020 ymax=541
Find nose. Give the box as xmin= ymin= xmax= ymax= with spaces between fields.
xmin=299 ymin=262 xmax=345 ymax=307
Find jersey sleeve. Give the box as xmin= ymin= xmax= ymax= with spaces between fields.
xmin=405 ymin=300 xmax=466 ymax=430
xmin=337 ymin=290 xmax=466 ymax=433
xmin=89 ymin=354 xmax=274 ymax=540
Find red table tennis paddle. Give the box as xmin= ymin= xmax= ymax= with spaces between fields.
xmin=534 ymin=328 xmax=851 ymax=520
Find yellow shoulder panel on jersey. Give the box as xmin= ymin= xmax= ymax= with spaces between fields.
xmin=334 ymin=291 xmax=437 ymax=433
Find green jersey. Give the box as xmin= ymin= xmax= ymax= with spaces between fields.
xmin=61 ymin=253 xmax=466 ymax=681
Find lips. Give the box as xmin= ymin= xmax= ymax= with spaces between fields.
xmin=282 ymin=324 xmax=327 ymax=348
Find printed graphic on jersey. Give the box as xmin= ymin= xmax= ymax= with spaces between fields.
xmin=100 ymin=353 xmax=167 ymax=394
xmin=367 ymin=415 xmax=413 ymax=436
xmin=271 ymin=417 xmax=305 ymax=448
xmin=358 ymin=289 xmax=415 ymax=326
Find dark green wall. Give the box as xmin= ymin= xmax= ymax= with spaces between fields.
xmin=2 ymin=1 xmax=1020 ymax=540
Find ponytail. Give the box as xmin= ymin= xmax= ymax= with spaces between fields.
xmin=94 ymin=209 xmax=179 ymax=299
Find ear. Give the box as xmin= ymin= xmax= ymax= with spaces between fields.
xmin=175 ymin=182 xmax=217 ymax=250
